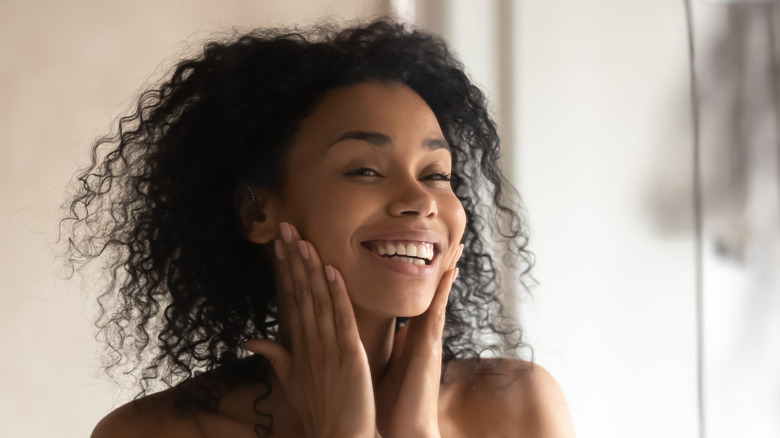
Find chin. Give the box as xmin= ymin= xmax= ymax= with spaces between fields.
xmin=369 ymin=293 xmax=435 ymax=319
xmin=391 ymin=306 xmax=427 ymax=319
xmin=346 ymin=274 xmax=440 ymax=319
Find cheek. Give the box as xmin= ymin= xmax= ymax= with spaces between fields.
xmin=291 ymin=189 xmax=361 ymax=262
xmin=445 ymin=195 xmax=467 ymax=243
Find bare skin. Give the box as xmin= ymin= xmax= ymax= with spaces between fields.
xmin=90 ymin=82 xmax=575 ymax=438
xmin=93 ymin=357 xmax=573 ymax=438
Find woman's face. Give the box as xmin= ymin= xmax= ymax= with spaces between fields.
xmin=276 ymin=81 xmax=466 ymax=319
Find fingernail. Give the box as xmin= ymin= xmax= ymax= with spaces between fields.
xmin=453 ymin=268 xmax=459 ymax=282
xmin=325 ymin=265 xmax=335 ymax=282
xmin=297 ymin=240 xmax=309 ymax=260
xmin=280 ymin=222 xmax=293 ymax=243
xmin=457 ymin=244 xmax=464 ymax=262
xmin=273 ymin=240 xmax=285 ymax=260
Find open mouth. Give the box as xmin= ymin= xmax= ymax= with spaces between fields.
xmin=361 ymin=240 xmax=436 ymax=266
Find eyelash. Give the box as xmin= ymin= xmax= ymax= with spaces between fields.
xmin=424 ymin=172 xmax=451 ymax=182
xmin=346 ymin=168 xmax=380 ymax=177
xmin=345 ymin=168 xmax=451 ymax=182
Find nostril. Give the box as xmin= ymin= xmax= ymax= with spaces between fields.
xmin=387 ymin=193 xmax=437 ymax=218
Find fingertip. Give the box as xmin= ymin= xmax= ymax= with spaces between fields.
xmin=325 ymin=264 xmax=335 ymax=282
xmin=288 ymin=222 xmax=302 ymax=240
xmin=280 ymin=222 xmax=293 ymax=243
xmin=328 ymin=266 xmax=351 ymax=304
xmin=273 ymin=239 xmax=285 ymax=260
xmin=448 ymin=243 xmax=464 ymax=270
xmin=330 ymin=265 xmax=344 ymax=283
xmin=297 ymin=240 xmax=310 ymax=260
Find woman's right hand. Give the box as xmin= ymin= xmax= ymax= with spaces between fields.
xmin=243 ymin=222 xmax=377 ymax=438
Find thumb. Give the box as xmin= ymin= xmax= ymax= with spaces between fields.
xmin=424 ymin=267 xmax=457 ymax=331
xmin=243 ymin=339 xmax=292 ymax=386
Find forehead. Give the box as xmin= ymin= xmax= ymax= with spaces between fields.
xmin=291 ymin=81 xmax=444 ymax=148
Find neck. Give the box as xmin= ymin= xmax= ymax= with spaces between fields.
xmin=353 ymin=309 xmax=396 ymax=387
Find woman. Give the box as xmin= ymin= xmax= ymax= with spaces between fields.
xmin=66 ymin=18 xmax=574 ymax=437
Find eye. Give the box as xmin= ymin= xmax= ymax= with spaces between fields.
xmin=422 ymin=172 xmax=452 ymax=182
xmin=345 ymin=167 xmax=381 ymax=177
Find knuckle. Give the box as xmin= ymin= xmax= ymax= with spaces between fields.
xmin=428 ymin=306 xmax=446 ymax=326
xmin=334 ymin=311 xmax=351 ymax=329
xmin=304 ymin=260 xmax=319 ymax=273
xmin=293 ymin=284 xmax=310 ymax=302
xmin=312 ymin=296 xmax=330 ymax=316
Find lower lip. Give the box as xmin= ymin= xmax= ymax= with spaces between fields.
xmin=363 ymin=246 xmax=437 ymax=276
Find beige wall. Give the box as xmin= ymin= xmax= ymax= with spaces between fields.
xmin=0 ymin=2 xmax=384 ymax=437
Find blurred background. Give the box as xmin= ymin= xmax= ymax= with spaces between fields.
xmin=1 ymin=0 xmax=778 ymax=437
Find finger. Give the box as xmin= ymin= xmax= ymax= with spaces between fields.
xmin=426 ymin=267 xmax=457 ymax=336
xmin=428 ymin=267 xmax=457 ymax=323
xmin=273 ymin=238 xmax=304 ymax=354
xmin=449 ymin=243 xmax=464 ymax=270
xmin=325 ymin=265 xmax=362 ymax=354
xmin=401 ymin=243 xmax=461 ymax=342
xmin=298 ymin=240 xmax=338 ymax=350
xmin=280 ymin=223 xmax=319 ymax=352
xmin=404 ymin=266 xmax=457 ymax=355
xmin=419 ymin=243 xmax=461 ymax=336
xmin=243 ymin=339 xmax=292 ymax=388
xmin=398 ymin=270 xmax=455 ymax=390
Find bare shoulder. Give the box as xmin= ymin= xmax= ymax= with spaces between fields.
xmin=441 ymin=358 xmax=575 ymax=438
xmin=91 ymin=389 xmax=203 ymax=438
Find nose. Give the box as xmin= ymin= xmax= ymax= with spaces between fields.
xmin=387 ymin=176 xmax=438 ymax=218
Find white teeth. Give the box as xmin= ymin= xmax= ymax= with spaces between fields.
xmin=369 ymin=240 xmax=435 ymax=262
xmin=389 ymin=256 xmax=426 ymax=266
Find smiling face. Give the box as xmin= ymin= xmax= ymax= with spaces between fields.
xmin=275 ymin=81 xmax=466 ymax=319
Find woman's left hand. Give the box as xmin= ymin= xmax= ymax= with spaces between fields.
xmin=374 ymin=244 xmax=463 ymax=438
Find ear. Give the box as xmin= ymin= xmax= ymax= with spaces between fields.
xmin=236 ymin=183 xmax=282 ymax=244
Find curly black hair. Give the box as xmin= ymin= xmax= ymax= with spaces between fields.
xmin=62 ymin=18 xmax=534 ymax=403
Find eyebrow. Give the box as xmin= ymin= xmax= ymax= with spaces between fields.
xmin=327 ymin=130 xmax=450 ymax=151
